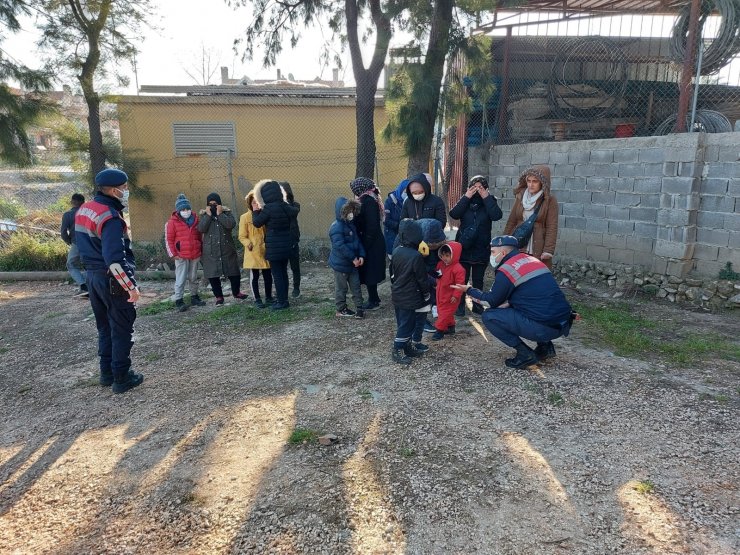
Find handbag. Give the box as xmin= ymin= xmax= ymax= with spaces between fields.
xmin=511 ymin=201 xmax=542 ymax=249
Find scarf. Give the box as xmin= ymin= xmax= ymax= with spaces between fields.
xmin=521 ymin=189 xmax=543 ymax=211
xmin=350 ymin=177 xmax=384 ymax=222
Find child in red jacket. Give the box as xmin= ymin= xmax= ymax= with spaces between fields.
xmin=431 ymin=241 xmax=465 ymax=340
xmin=165 ymin=193 xmax=205 ymax=311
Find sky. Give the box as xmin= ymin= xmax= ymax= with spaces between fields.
xmin=4 ymin=0 xmax=372 ymax=94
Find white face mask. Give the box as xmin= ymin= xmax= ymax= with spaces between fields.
xmin=347 ymin=213 xmax=354 ymax=221
xmin=490 ymin=253 xmax=501 ymax=268
xmin=179 ymin=210 xmax=192 ymax=219
xmin=114 ymin=188 xmax=130 ymax=206
xmin=412 ymin=193 xmax=425 ymax=201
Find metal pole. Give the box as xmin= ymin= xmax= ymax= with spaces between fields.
xmin=675 ymin=0 xmax=701 ymax=133
xmin=227 ymin=150 xmax=237 ymax=218
xmin=689 ymin=31 xmax=704 ymax=132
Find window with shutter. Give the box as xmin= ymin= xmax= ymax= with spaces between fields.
xmin=172 ymin=122 xmax=236 ymax=157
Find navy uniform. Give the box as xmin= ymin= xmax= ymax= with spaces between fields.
xmin=75 ymin=169 xmax=143 ymax=393
xmin=465 ymin=235 xmax=573 ymax=369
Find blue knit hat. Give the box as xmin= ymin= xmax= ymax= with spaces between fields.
xmin=490 ymin=235 xmax=519 ymax=248
xmin=94 ymin=168 xmax=128 ymax=187
xmin=175 ymin=193 xmax=191 ymax=211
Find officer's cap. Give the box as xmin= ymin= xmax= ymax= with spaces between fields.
xmin=95 ymin=168 xmax=128 ymax=187
xmin=490 ymin=235 xmax=519 ymax=248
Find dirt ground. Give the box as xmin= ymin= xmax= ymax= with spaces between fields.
xmin=0 ymin=262 xmax=738 ymax=554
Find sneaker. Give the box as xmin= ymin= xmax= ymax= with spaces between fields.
xmin=412 ymin=342 xmax=429 ymax=353
xmin=292 ymin=288 xmax=301 ymax=298
xmin=404 ymin=343 xmax=424 ymax=357
xmin=444 ymin=326 xmax=456 ymax=335
xmin=392 ymin=347 xmax=411 ymax=365
xmin=271 ymin=301 xmax=290 ymax=310
xmin=233 ymin=292 xmax=248 ymax=300
xmin=190 ymin=295 xmax=206 ymax=307
xmin=112 ymin=372 xmax=144 ymax=394
xmin=265 ymin=297 xmax=275 ymax=305
xmin=423 ymin=321 xmax=436 ymax=333
xmin=74 ymin=288 xmax=89 ymax=298
xmin=254 ymin=298 xmax=266 ymax=309
xmin=175 ymin=298 xmax=188 ymax=312
xmin=431 ymin=331 xmax=445 ymax=341
xmin=354 ymin=309 xmax=365 ymax=319
xmin=336 ymin=307 xmax=355 ymax=317
xmin=215 ymin=297 xmax=225 ymax=306
xmin=360 ymin=301 xmax=380 ymax=311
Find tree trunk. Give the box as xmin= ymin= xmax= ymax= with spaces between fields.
xmin=81 ymin=81 xmax=106 ymax=175
xmin=406 ymin=0 xmax=455 ymax=178
xmin=346 ymin=0 xmax=391 ymax=179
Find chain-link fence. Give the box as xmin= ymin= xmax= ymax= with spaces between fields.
xmin=467 ymin=8 xmax=740 ymax=145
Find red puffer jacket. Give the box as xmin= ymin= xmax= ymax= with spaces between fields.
xmin=165 ymin=212 xmax=202 ymax=260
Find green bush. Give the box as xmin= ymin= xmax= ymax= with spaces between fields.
xmin=0 ymin=198 xmax=27 ymax=220
xmin=0 ymin=232 xmax=68 ymax=271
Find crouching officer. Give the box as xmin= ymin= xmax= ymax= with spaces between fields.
xmin=451 ymin=235 xmax=574 ymax=369
xmin=75 ymin=168 xmax=143 ymax=393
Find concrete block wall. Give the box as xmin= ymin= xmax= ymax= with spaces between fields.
xmin=467 ymin=132 xmax=740 ymax=278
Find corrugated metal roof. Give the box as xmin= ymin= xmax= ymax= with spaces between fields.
xmin=502 ymin=0 xmax=687 ymax=15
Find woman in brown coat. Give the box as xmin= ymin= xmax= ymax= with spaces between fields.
xmin=503 ymin=165 xmax=559 ymax=269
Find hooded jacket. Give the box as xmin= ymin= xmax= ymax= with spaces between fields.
xmin=503 ymin=165 xmax=559 ymax=267
xmin=449 ymin=185 xmax=503 ymax=264
xmin=400 ymin=173 xmax=446 ymax=226
xmin=252 ymin=179 xmax=300 ymax=261
xmin=197 ymin=203 xmax=240 ymax=278
xmin=390 ymin=219 xmax=430 ymax=310
xmin=435 ymin=241 xmax=466 ymax=307
xmin=328 ymin=197 xmax=366 ymax=273
xmin=165 ymin=210 xmax=202 ymax=260
xmin=383 ymin=179 xmax=409 ymax=255
xmin=280 ymin=181 xmax=301 ymax=245
xmin=238 ymin=191 xmax=270 ymax=270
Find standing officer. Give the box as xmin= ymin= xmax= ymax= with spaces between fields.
xmin=75 ymin=168 xmax=143 ymax=393
xmin=60 ymin=192 xmax=88 ymax=297
xmin=452 ymin=235 xmax=574 ymax=369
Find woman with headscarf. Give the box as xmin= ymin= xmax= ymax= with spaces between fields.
xmin=400 ymin=172 xmax=446 ymax=226
xmin=503 ymin=165 xmax=559 ymax=269
xmin=350 ymin=177 xmax=386 ymax=310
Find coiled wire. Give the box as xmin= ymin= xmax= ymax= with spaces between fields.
xmin=669 ymin=0 xmax=740 ymax=75
xmin=654 ymin=108 xmax=732 ymax=134
xmin=548 ymin=37 xmax=628 ymax=122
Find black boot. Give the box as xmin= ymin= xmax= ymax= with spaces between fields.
xmin=112 ymin=371 xmax=144 ymax=394
xmin=190 ymin=295 xmax=206 ymax=307
xmin=535 ymin=341 xmax=556 ymax=361
xmin=100 ymin=369 xmax=113 ymax=386
xmin=175 ymin=298 xmax=188 ymax=312
xmin=392 ymin=346 xmax=411 ymax=365
xmin=404 ymin=342 xmax=423 ymax=357
xmin=504 ymin=342 xmax=538 ymax=369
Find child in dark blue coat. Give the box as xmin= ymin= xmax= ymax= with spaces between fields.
xmin=328 ymin=197 xmax=366 ymax=318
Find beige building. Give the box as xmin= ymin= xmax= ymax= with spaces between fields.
xmin=117 ymin=87 xmax=407 ymax=242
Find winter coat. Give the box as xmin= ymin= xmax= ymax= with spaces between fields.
xmin=165 ymin=211 xmax=202 ymax=260
xmin=61 ymin=206 xmax=78 ymax=245
xmin=503 ymin=165 xmax=559 ymax=269
xmin=238 ymin=197 xmax=270 ymax=270
xmin=390 ymin=219 xmax=430 ymax=310
xmin=435 ymin=241 xmax=466 ymax=309
xmin=468 ymin=250 xmax=572 ymax=329
xmin=252 ymin=179 xmax=300 ymax=262
xmin=281 ymin=182 xmax=301 ymax=245
xmin=328 ymin=197 xmax=366 ymax=274
xmin=197 ymin=206 xmax=240 ymax=278
xmin=449 ymin=192 xmax=503 ymax=264
xmin=355 ymin=193 xmax=386 ymax=286
xmin=383 ymin=179 xmax=409 ymax=255
xmin=400 ymin=173 xmax=446 ymax=226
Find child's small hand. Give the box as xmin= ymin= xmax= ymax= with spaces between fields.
xmin=358 ymin=257 xmax=364 ymax=266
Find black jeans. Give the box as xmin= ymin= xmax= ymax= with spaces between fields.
xmin=394 ymin=306 xmax=428 ymax=348
xmin=270 ymin=258 xmax=290 ymax=303
xmin=366 ymin=283 xmax=381 ymax=304
xmin=209 ymin=275 xmax=241 ymax=298
xmin=288 ymin=244 xmax=301 ymax=291
xmin=249 ymin=269 xmax=273 ymax=300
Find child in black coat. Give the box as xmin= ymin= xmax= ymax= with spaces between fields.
xmin=390 ymin=219 xmax=431 ymax=365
